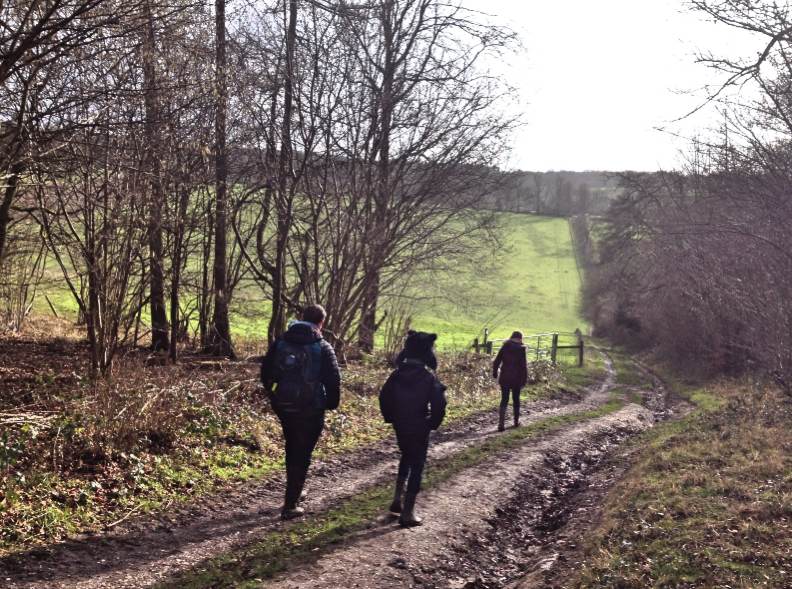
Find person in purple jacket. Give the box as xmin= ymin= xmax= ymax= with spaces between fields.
xmin=492 ymin=331 xmax=528 ymax=431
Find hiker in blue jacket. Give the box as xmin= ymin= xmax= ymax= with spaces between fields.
xmin=379 ymin=331 xmax=447 ymax=527
xmin=261 ymin=304 xmax=341 ymax=520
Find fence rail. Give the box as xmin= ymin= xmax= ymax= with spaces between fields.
xmin=472 ymin=328 xmax=584 ymax=366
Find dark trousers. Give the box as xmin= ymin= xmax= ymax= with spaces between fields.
xmin=395 ymin=427 xmax=431 ymax=494
xmin=500 ymin=385 xmax=521 ymax=415
xmin=278 ymin=410 xmax=325 ymax=508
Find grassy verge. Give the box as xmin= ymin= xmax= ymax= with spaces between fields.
xmin=562 ymin=344 xmax=608 ymax=389
xmin=574 ymin=378 xmax=792 ymax=588
xmin=158 ymin=391 xmax=628 ymax=589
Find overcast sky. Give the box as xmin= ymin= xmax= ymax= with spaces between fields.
xmin=462 ymin=0 xmax=764 ymax=172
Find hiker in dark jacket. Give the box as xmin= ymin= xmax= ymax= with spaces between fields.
xmin=492 ymin=330 xmax=528 ymax=431
xmin=261 ymin=304 xmax=341 ymax=520
xmin=379 ymin=331 xmax=447 ymax=527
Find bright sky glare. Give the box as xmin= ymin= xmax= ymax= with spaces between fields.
xmin=462 ymin=0 xmax=766 ymax=172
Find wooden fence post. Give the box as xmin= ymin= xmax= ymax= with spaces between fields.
xmin=486 ymin=340 xmax=493 ymax=355
xmin=473 ymin=337 xmax=479 ymax=354
xmin=575 ymin=328 xmax=584 ymax=367
xmin=551 ymin=333 xmax=558 ymax=364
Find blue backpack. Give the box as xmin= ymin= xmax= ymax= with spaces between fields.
xmin=270 ymin=340 xmax=325 ymax=413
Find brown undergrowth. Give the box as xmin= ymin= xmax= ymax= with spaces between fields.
xmin=0 ymin=323 xmax=569 ymax=555
xmin=574 ymin=380 xmax=792 ymax=588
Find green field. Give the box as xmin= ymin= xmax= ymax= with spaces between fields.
xmin=34 ymin=212 xmax=586 ymax=351
xmin=406 ymin=213 xmax=587 ymax=349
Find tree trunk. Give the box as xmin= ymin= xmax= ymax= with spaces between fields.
xmin=207 ymin=0 xmax=234 ymax=357
xmin=169 ymin=186 xmax=190 ymax=362
xmin=199 ymin=199 xmax=212 ymax=347
xmin=0 ymin=162 xmax=22 ymax=264
xmin=358 ymin=1 xmax=394 ymax=353
xmin=142 ymin=0 xmax=169 ymax=352
xmin=357 ymin=271 xmax=380 ymax=353
xmin=267 ymin=0 xmax=298 ymax=344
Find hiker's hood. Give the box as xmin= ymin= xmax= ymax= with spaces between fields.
xmin=284 ymin=321 xmax=322 ymax=345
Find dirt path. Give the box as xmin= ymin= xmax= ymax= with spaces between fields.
xmin=508 ymin=363 xmax=693 ymax=589
xmin=0 ymin=368 xmax=607 ymax=589
xmin=262 ymin=405 xmax=655 ymax=589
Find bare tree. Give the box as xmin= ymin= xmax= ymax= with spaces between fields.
xmin=229 ymin=0 xmax=514 ymax=351
xmin=140 ymin=0 xmax=169 ymax=351
xmin=0 ymin=0 xmax=145 ymax=262
xmin=33 ymin=54 xmax=150 ymax=375
xmin=206 ymin=0 xmax=234 ymax=357
xmin=340 ymin=0 xmax=517 ymax=351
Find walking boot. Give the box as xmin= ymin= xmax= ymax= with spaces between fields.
xmin=282 ymin=465 xmax=307 ymax=520
xmin=389 ymin=477 xmax=406 ymax=514
xmin=514 ymin=405 xmax=520 ymax=428
xmin=498 ymin=406 xmax=507 ymax=432
xmin=399 ymin=492 xmax=423 ymax=527
xmin=280 ymin=504 xmax=305 ymax=520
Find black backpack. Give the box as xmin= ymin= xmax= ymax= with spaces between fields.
xmin=270 ymin=340 xmax=324 ymax=413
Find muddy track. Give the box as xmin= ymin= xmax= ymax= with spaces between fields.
xmin=261 ymin=394 xmax=657 ymax=588
xmin=507 ymin=361 xmax=694 ymax=589
xmin=0 ymin=370 xmax=603 ymax=589
xmin=256 ymin=354 xmax=679 ymax=589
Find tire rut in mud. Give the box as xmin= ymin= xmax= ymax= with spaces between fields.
xmin=443 ymin=360 xmax=688 ymax=589
xmin=426 ymin=420 xmax=645 ymax=589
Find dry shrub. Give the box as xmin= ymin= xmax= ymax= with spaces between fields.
xmin=50 ymin=355 xmax=262 ymax=470
xmin=587 ymin=170 xmax=792 ymax=383
xmin=381 ymin=302 xmax=413 ymax=364
xmin=78 ymin=376 xmax=185 ymax=456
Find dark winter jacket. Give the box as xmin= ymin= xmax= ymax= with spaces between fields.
xmin=394 ymin=347 xmax=438 ymax=371
xmin=261 ymin=321 xmax=341 ymax=411
xmin=379 ymin=359 xmax=447 ymax=432
xmin=493 ymin=339 xmax=528 ymax=389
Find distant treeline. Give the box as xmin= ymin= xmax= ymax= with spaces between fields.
xmin=483 ymin=171 xmax=623 ymax=217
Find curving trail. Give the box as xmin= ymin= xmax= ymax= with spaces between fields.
xmin=265 ymin=404 xmax=655 ymax=589
xmin=0 ymin=353 xmax=680 ymax=589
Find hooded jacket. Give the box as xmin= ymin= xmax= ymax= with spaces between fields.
xmin=493 ymin=339 xmax=528 ymax=389
xmin=393 ymin=330 xmax=438 ymax=370
xmin=261 ymin=321 xmax=341 ymax=411
xmin=379 ymin=359 xmax=447 ymax=432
